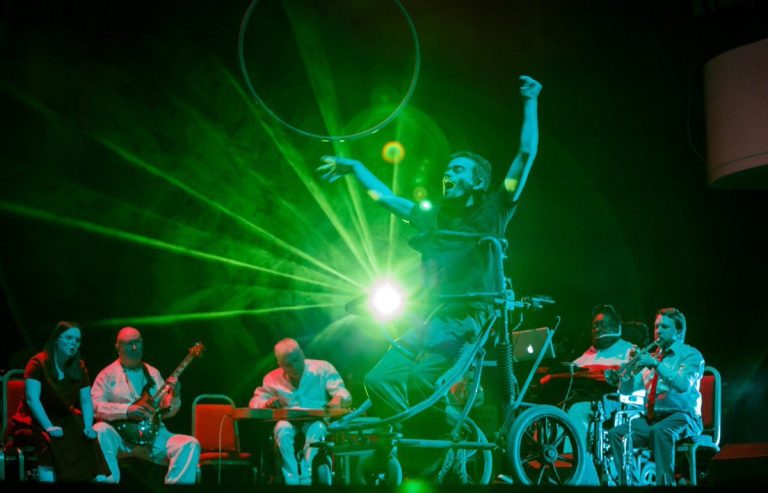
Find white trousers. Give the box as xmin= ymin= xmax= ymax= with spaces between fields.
xmin=93 ymin=421 xmax=200 ymax=484
xmin=274 ymin=420 xmax=327 ymax=485
xmin=566 ymin=401 xmax=601 ymax=485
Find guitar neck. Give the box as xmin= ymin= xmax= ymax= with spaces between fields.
xmin=169 ymin=353 xmax=195 ymax=381
xmin=149 ymin=352 xmax=196 ymax=402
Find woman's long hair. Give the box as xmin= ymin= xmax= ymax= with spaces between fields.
xmin=43 ymin=321 xmax=83 ymax=381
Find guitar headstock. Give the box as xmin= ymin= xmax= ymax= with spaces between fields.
xmin=188 ymin=342 xmax=205 ymax=358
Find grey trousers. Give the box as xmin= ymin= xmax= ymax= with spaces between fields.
xmin=363 ymin=305 xmax=488 ymax=436
xmin=608 ymin=411 xmax=702 ymax=485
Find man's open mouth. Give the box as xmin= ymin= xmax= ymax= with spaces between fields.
xmin=443 ymin=178 xmax=455 ymax=190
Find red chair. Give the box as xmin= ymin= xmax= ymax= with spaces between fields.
xmin=1 ymin=369 xmax=27 ymax=481
xmin=676 ymin=366 xmax=722 ymax=485
xmin=191 ymin=394 xmax=257 ymax=484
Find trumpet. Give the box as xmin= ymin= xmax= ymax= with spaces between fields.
xmin=604 ymin=341 xmax=660 ymax=385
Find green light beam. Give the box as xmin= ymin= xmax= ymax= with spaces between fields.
xmin=5 ymin=158 xmax=249 ymax=248
xmin=342 ymin=170 xmax=382 ymax=278
xmin=225 ymin=142 xmax=353 ymax=260
xmin=0 ymin=83 xmax=58 ymax=120
xmin=5 ymin=160 xmax=348 ymax=295
xmin=387 ymin=123 xmax=407 ymax=273
xmin=94 ymin=136 xmax=358 ymax=291
xmin=282 ymin=4 xmax=382 ymax=278
xmin=2 ymin=83 xmax=356 ymax=292
xmin=88 ymin=303 xmax=337 ymax=327
xmin=0 ymin=200 xmax=343 ymax=291
xmin=225 ymin=70 xmax=377 ymax=281
xmin=307 ymin=313 xmax=355 ymax=349
xmin=387 ymin=160 xmax=404 ymax=274
xmin=170 ymin=100 xmax=363 ymax=289
xmin=282 ymin=0 xmax=343 ymax=140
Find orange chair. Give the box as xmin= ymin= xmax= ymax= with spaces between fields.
xmin=676 ymin=366 xmax=722 ymax=485
xmin=191 ymin=394 xmax=257 ymax=484
xmin=1 ymin=369 xmax=27 ymax=481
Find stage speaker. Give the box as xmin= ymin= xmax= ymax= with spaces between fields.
xmin=704 ymin=37 xmax=768 ymax=188
xmin=707 ymin=443 xmax=768 ymax=485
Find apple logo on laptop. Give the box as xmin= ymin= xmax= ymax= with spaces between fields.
xmin=527 ymin=344 xmax=534 ymax=354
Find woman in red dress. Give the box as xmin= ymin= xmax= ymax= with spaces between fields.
xmin=7 ymin=321 xmax=110 ymax=482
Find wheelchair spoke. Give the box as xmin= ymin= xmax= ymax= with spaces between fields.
xmin=557 ymin=454 xmax=574 ymax=464
xmin=539 ymin=418 xmax=551 ymax=445
xmin=550 ymin=464 xmax=563 ymax=484
xmin=552 ymin=428 xmax=567 ymax=449
xmin=523 ymin=429 xmax=538 ymax=448
xmin=520 ymin=453 xmax=538 ymax=464
xmin=507 ymin=405 xmax=587 ymax=486
xmin=536 ymin=463 xmax=547 ymax=484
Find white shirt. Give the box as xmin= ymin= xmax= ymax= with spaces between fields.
xmin=249 ymin=359 xmax=351 ymax=409
xmin=91 ymin=359 xmax=180 ymax=421
xmin=573 ymin=338 xmax=634 ymax=368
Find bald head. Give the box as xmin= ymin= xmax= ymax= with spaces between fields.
xmin=274 ymin=338 xmax=301 ymax=359
xmin=117 ymin=326 xmax=141 ymax=344
xmin=274 ymin=338 xmax=305 ymax=385
xmin=116 ymin=326 xmax=144 ymax=368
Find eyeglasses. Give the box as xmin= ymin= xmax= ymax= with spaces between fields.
xmin=119 ymin=339 xmax=143 ymax=347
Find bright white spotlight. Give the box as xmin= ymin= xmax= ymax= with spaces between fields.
xmin=368 ymin=280 xmax=404 ymax=321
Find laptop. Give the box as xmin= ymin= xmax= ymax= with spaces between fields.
xmin=512 ymin=326 xmax=556 ymax=362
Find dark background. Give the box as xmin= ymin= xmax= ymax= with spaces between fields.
xmin=2 ymin=0 xmax=767 ymax=445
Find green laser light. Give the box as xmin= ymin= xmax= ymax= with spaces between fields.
xmin=368 ymin=280 xmax=404 ymax=321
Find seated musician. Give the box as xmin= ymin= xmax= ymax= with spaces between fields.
xmin=90 ymin=327 xmax=200 ymax=484
xmin=249 ymin=338 xmax=351 ymax=485
xmin=608 ymin=307 xmax=704 ymax=486
xmin=567 ymin=304 xmax=634 ymax=485
xmin=6 ymin=321 xmax=110 ymax=482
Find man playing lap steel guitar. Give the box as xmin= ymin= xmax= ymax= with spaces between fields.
xmin=249 ymin=338 xmax=352 ymax=485
xmin=91 ymin=327 xmax=201 ymax=484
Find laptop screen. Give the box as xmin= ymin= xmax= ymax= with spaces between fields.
xmin=512 ymin=327 xmax=556 ymax=362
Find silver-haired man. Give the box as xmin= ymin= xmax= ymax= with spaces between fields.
xmin=249 ymin=338 xmax=351 ymax=485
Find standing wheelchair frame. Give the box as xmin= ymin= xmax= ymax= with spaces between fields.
xmin=311 ymin=232 xmax=588 ymax=485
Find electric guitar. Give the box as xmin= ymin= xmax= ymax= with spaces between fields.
xmin=113 ymin=342 xmax=205 ymax=446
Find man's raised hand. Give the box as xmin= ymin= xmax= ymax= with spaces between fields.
xmin=519 ymin=75 xmax=542 ymax=100
xmin=317 ymin=155 xmax=359 ymax=184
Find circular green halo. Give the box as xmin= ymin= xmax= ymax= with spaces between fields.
xmin=238 ymin=0 xmax=421 ymax=141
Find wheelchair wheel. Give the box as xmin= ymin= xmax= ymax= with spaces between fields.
xmin=598 ymin=452 xmax=620 ymax=486
xmin=312 ymin=454 xmax=333 ymax=486
xmin=437 ymin=418 xmax=493 ymax=484
xmin=635 ymin=454 xmax=656 ymax=486
xmin=355 ymin=452 xmax=402 ymax=485
xmin=505 ymin=405 xmax=586 ymax=485
xmin=384 ymin=456 xmax=403 ymax=485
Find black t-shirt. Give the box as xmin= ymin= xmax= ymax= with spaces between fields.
xmin=16 ymin=352 xmax=90 ymax=423
xmin=408 ymin=190 xmax=518 ymax=299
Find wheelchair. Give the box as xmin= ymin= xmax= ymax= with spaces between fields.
xmin=589 ymin=392 xmax=656 ymax=486
xmin=311 ymin=232 xmax=588 ymax=485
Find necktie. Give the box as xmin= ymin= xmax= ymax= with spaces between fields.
xmin=646 ymin=370 xmax=659 ymax=420
xmin=646 ymin=351 xmax=664 ymax=420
